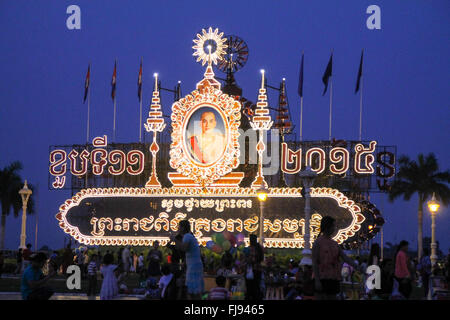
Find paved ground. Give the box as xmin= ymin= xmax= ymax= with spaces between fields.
xmin=0 ymin=292 xmax=143 ymax=300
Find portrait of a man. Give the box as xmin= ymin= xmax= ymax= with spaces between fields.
xmin=185 ymin=107 xmax=226 ymax=164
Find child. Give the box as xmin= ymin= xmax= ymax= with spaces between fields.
xmin=158 ymin=264 xmax=176 ymax=300
xmin=100 ymin=253 xmax=119 ymax=300
xmin=145 ymin=277 xmax=161 ymax=300
xmin=208 ymin=275 xmax=231 ymax=300
xmin=87 ymin=254 xmax=98 ymax=296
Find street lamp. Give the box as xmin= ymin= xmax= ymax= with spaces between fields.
xmin=299 ymin=166 xmax=317 ymax=266
xmin=19 ymin=180 xmax=32 ymax=249
xmin=256 ymin=183 xmax=268 ymax=246
xmin=427 ymin=193 xmax=440 ymax=269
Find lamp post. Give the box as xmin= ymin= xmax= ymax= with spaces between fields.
xmin=427 ymin=193 xmax=440 ymax=269
xmin=256 ymin=183 xmax=268 ymax=247
xmin=19 ymin=180 xmax=32 ymax=249
xmin=299 ymin=166 xmax=317 ymax=266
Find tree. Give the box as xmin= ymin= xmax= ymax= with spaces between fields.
xmin=0 ymin=161 xmax=35 ymax=250
xmin=389 ymin=153 xmax=450 ymax=260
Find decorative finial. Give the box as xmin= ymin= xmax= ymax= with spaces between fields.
xmin=192 ymin=27 xmax=227 ymax=66
xmin=260 ymin=69 xmax=265 ymax=89
xmin=153 ymin=73 xmax=158 ymax=92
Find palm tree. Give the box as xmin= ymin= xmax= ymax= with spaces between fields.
xmin=0 ymin=161 xmax=35 ymax=250
xmin=389 ymin=153 xmax=450 ymax=260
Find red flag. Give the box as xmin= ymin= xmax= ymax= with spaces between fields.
xmin=111 ymin=60 xmax=117 ymax=100
xmin=298 ymin=53 xmax=304 ymax=98
xmin=83 ymin=64 xmax=90 ymax=103
xmin=355 ymin=50 xmax=364 ymax=94
xmin=322 ymin=54 xmax=333 ymax=96
xmin=138 ymin=59 xmax=142 ymax=101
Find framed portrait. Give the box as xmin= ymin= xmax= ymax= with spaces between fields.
xmin=170 ymin=85 xmax=241 ymax=186
xmin=183 ymin=105 xmax=227 ymax=166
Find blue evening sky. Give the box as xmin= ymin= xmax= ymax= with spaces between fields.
xmin=0 ymin=0 xmax=449 ymax=253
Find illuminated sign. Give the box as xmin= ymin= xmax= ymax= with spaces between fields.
xmin=55 ymin=187 xmax=365 ymax=248
xmin=52 ymin=26 xmax=390 ymax=247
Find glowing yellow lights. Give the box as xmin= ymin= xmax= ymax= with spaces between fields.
xmin=192 ymin=27 xmax=228 ymax=66
xmin=368 ymin=225 xmax=374 ymax=230
xmin=427 ymin=193 xmax=440 ymax=214
xmin=257 ymin=192 xmax=268 ymax=202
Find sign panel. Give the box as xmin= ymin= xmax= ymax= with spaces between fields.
xmin=56 ymin=187 xmax=365 ymax=248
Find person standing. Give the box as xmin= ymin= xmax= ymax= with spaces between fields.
xmin=22 ymin=244 xmax=33 ymax=272
xmin=170 ymin=220 xmax=204 ymax=300
xmin=312 ymin=216 xmax=359 ymax=300
xmin=61 ymin=245 xmax=73 ymax=276
xmin=369 ymin=243 xmax=381 ymax=266
xmin=419 ymin=248 xmax=432 ymax=299
xmin=394 ymin=240 xmax=413 ymax=299
xmin=100 ymin=253 xmax=119 ymax=300
xmin=147 ymin=241 xmax=162 ymax=279
xmin=0 ymin=251 xmax=4 ymax=278
xmin=208 ymin=275 xmax=231 ymax=300
xmin=244 ymin=234 xmax=264 ymax=300
xmin=121 ymin=246 xmax=131 ymax=275
xmin=76 ymin=249 xmax=84 ymax=278
xmin=137 ymin=253 xmax=145 ymax=275
xmin=21 ymin=253 xmax=56 ymax=300
xmin=132 ymin=252 xmax=138 ymax=273
xmin=15 ymin=248 xmax=23 ymax=274
xmin=87 ymin=254 xmax=98 ymax=297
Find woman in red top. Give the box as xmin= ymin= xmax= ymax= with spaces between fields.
xmin=394 ymin=240 xmax=413 ymax=299
xmin=312 ymin=216 xmax=358 ymax=300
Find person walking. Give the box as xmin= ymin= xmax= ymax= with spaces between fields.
xmin=312 ymin=216 xmax=359 ymax=300
xmin=394 ymin=240 xmax=413 ymax=299
xmin=243 ymin=234 xmax=264 ymax=300
xmin=170 ymin=220 xmax=204 ymax=300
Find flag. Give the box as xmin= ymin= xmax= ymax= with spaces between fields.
xmin=137 ymin=58 xmax=143 ymax=101
xmin=322 ymin=53 xmax=333 ymax=96
xmin=83 ymin=64 xmax=90 ymax=103
xmin=355 ymin=50 xmax=364 ymax=94
xmin=298 ymin=52 xmax=304 ymax=98
xmin=111 ymin=60 xmax=117 ymax=100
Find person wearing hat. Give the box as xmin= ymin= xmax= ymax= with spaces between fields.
xmin=21 ymin=252 xmax=56 ymax=300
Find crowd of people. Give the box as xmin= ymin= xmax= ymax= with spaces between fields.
xmin=3 ymin=217 xmax=450 ymax=300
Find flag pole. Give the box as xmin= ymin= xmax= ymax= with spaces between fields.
xmin=329 ymin=77 xmax=333 ymax=141
xmin=359 ymin=74 xmax=363 ymax=141
xmin=139 ymin=57 xmax=143 ymax=143
xmin=139 ymin=96 xmax=142 ymax=143
xmin=87 ymin=73 xmax=91 ymax=144
xmin=113 ymin=97 xmax=116 ymax=142
xmin=300 ymin=96 xmax=303 ymax=142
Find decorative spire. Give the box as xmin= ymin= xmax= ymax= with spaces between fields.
xmin=144 ymin=73 xmax=166 ymax=188
xmin=144 ymin=73 xmax=165 ymax=134
xmin=250 ymin=70 xmax=273 ymax=189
